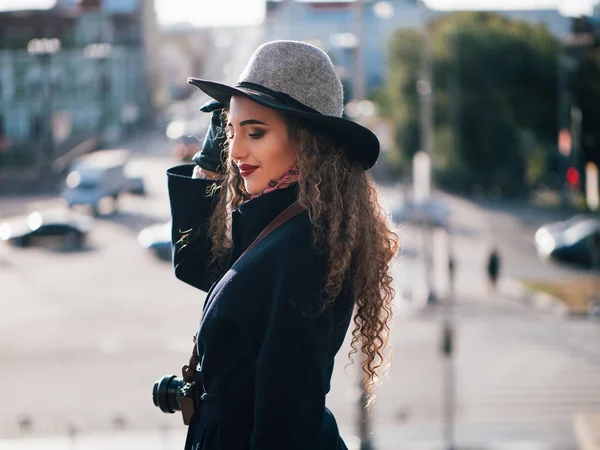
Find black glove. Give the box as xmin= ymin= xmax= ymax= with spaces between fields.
xmin=192 ymin=100 xmax=227 ymax=174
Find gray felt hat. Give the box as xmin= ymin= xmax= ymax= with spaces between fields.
xmin=187 ymin=40 xmax=380 ymax=170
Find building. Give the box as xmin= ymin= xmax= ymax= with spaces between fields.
xmin=264 ymin=0 xmax=571 ymax=97
xmin=265 ymin=0 xmax=420 ymax=94
xmin=0 ymin=0 xmax=161 ymax=167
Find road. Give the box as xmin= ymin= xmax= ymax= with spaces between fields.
xmin=370 ymin=184 xmax=600 ymax=449
xmin=1 ymin=129 xmax=599 ymax=450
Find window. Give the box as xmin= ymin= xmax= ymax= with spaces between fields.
xmin=4 ymin=26 xmax=33 ymax=50
xmin=31 ymin=115 xmax=43 ymax=140
xmin=23 ymin=64 xmax=43 ymax=99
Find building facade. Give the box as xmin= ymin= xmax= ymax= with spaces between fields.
xmin=265 ymin=0 xmax=421 ymax=94
xmin=264 ymin=0 xmax=571 ymax=97
xmin=0 ymin=0 xmax=160 ymax=166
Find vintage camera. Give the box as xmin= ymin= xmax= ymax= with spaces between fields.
xmin=152 ymin=375 xmax=197 ymax=425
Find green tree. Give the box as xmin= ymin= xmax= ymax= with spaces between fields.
xmin=572 ymin=46 xmax=600 ymax=170
xmin=383 ymin=12 xmax=559 ymax=195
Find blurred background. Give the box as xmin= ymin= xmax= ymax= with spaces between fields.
xmin=0 ymin=0 xmax=599 ymax=449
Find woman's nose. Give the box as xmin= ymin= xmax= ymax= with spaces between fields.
xmin=228 ymin=136 xmax=247 ymax=161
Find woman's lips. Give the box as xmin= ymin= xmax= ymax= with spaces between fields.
xmin=239 ymin=165 xmax=258 ymax=177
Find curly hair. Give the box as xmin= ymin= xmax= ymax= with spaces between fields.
xmin=205 ymin=113 xmax=399 ymax=405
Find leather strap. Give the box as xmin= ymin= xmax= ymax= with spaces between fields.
xmin=182 ymin=199 xmax=305 ymax=448
xmin=235 ymin=200 xmax=305 ymax=264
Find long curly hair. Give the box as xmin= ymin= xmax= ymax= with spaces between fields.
xmin=206 ymin=113 xmax=399 ymax=404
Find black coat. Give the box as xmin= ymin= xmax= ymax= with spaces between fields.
xmin=167 ymin=165 xmax=353 ymax=450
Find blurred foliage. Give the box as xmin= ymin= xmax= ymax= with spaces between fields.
xmin=383 ymin=12 xmax=561 ymax=196
xmin=572 ymin=46 xmax=600 ymax=169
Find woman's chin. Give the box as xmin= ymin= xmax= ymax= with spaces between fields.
xmin=244 ymin=181 xmax=265 ymax=197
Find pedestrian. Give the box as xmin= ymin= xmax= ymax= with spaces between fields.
xmin=448 ymin=251 xmax=456 ymax=292
xmin=166 ymin=41 xmax=399 ymax=450
xmin=486 ymin=246 xmax=501 ymax=292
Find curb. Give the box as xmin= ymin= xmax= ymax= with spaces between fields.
xmin=502 ymin=278 xmax=572 ymax=317
xmin=530 ymin=290 xmax=571 ymax=317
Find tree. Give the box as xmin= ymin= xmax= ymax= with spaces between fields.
xmin=384 ymin=12 xmax=559 ymax=195
xmin=572 ymin=46 xmax=600 ymax=170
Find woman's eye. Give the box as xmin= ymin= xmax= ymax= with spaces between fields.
xmin=249 ymin=131 xmax=264 ymax=140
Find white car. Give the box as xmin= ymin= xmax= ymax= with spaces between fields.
xmin=391 ymin=198 xmax=451 ymax=228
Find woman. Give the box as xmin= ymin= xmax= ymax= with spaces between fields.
xmin=167 ymin=40 xmax=398 ymax=450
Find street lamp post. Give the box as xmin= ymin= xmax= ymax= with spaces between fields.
xmin=416 ymin=0 xmax=436 ymax=306
xmin=352 ymin=2 xmax=376 ymax=449
xmin=439 ymin=31 xmax=462 ymax=450
xmin=353 ymin=0 xmax=366 ymax=103
xmin=557 ymin=29 xmax=594 ymax=206
xmin=442 ymin=231 xmax=456 ymax=450
xmin=557 ymin=40 xmax=572 ymax=206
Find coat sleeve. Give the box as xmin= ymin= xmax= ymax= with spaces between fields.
xmin=249 ymin=244 xmax=333 ymax=450
xmin=167 ymin=164 xmax=224 ymax=293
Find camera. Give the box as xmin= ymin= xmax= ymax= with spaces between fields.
xmin=152 ymin=375 xmax=197 ymax=424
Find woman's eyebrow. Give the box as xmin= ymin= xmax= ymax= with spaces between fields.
xmin=229 ymin=119 xmax=268 ymax=127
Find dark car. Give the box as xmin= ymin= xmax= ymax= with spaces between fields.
xmin=137 ymin=222 xmax=171 ymax=261
xmin=0 ymin=210 xmax=92 ymax=250
xmin=535 ymin=215 xmax=600 ymax=268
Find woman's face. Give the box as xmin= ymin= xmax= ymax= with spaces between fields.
xmin=227 ymin=95 xmax=296 ymax=196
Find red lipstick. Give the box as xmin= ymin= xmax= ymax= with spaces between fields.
xmin=238 ymin=164 xmax=259 ymax=177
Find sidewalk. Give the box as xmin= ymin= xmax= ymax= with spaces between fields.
xmin=0 ymin=427 xmax=365 ymax=450
xmin=0 ymin=430 xmax=185 ymax=450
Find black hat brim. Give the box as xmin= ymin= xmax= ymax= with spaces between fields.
xmin=187 ymin=77 xmax=380 ymax=170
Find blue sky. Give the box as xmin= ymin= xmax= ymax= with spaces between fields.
xmin=0 ymin=0 xmax=596 ymax=26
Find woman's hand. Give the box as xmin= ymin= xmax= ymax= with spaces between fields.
xmin=192 ymin=100 xmax=227 ymax=175
xmin=192 ymin=165 xmax=225 ymax=180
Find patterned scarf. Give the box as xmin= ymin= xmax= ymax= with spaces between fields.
xmin=251 ymin=167 xmax=300 ymax=199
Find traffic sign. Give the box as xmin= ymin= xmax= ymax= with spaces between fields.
xmin=558 ymin=128 xmax=572 ymax=156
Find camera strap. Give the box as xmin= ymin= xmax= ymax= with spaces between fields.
xmin=181 ymin=199 xmax=306 ymax=427
xmin=235 ymin=199 xmax=305 ymax=265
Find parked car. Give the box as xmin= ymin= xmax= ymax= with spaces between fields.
xmin=137 ymin=222 xmax=171 ymax=261
xmin=391 ymin=198 xmax=451 ymax=228
xmin=125 ymin=174 xmax=146 ymax=195
xmin=63 ymin=149 xmax=130 ymax=216
xmin=166 ymin=117 xmax=210 ymax=162
xmin=535 ymin=215 xmax=600 ymax=267
xmin=0 ymin=210 xmax=92 ymax=250
xmin=124 ymin=161 xmax=146 ymax=196
xmin=589 ymin=295 xmax=600 ymax=318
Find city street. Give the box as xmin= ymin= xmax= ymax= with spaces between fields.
xmin=1 ymin=129 xmax=599 ymax=450
xmin=372 ymin=187 xmax=600 ymax=449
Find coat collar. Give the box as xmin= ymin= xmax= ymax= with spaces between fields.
xmin=231 ymin=183 xmax=300 ymax=255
